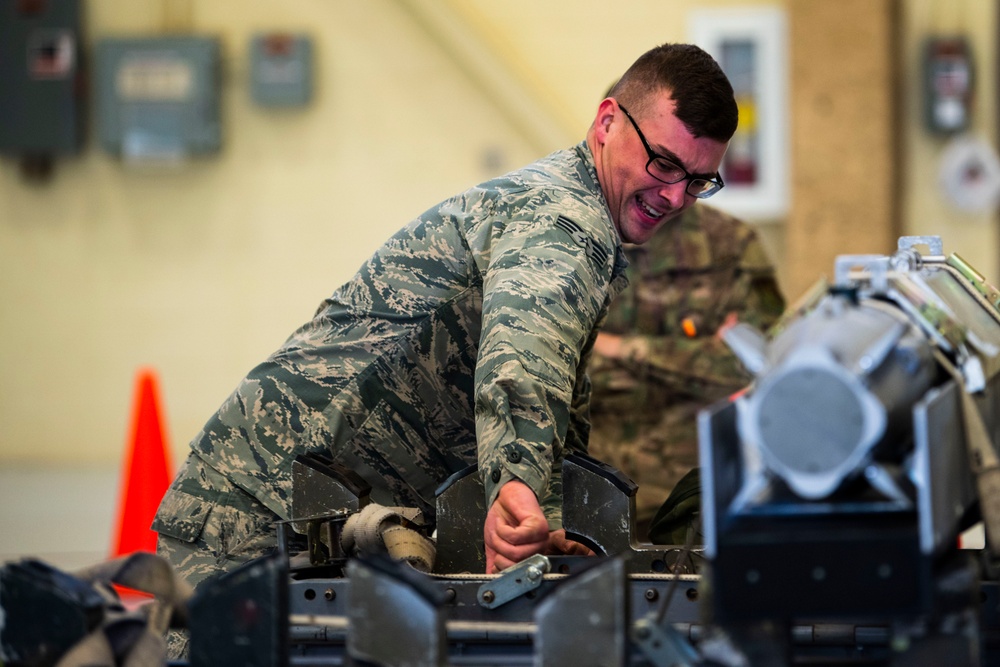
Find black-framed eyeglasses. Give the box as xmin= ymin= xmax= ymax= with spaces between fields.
xmin=618 ymin=104 xmax=725 ymax=199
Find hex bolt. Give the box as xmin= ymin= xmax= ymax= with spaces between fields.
xmin=482 ymin=590 xmax=495 ymax=604
xmin=324 ymin=588 xmax=336 ymax=601
xmin=526 ymin=565 xmax=543 ymax=581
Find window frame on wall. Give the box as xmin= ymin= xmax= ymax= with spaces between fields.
xmin=688 ymin=6 xmax=789 ymax=222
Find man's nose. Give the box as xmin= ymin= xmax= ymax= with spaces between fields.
xmin=656 ymin=180 xmax=688 ymax=209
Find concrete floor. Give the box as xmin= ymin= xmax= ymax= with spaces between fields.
xmin=0 ymin=464 xmax=119 ymax=572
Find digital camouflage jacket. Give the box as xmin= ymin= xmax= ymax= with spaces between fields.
xmin=181 ymin=142 xmax=629 ymax=530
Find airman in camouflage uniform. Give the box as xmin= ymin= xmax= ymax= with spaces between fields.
xmin=153 ymin=45 xmax=738 ymax=653
xmin=154 ymin=141 xmax=628 ymax=568
xmin=586 ymin=204 xmax=785 ymax=536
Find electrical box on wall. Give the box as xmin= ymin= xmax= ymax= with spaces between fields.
xmin=95 ymin=36 xmax=222 ymax=161
xmin=923 ymin=36 xmax=974 ymax=135
xmin=249 ymin=33 xmax=313 ymax=108
xmin=0 ymin=0 xmax=85 ymax=178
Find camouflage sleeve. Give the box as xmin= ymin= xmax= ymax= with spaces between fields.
xmin=614 ymin=329 xmax=752 ymax=400
xmin=536 ymin=344 xmax=594 ymax=528
xmin=565 ymin=349 xmax=593 ymax=457
xmin=612 ymin=238 xmax=785 ymax=401
xmin=475 ymin=208 xmax=612 ymax=522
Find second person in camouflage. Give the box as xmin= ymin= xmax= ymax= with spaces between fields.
xmin=153 ymin=43 xmax=739 ymax=586
xmin=586 ymin=204 xmax=785 ymax=538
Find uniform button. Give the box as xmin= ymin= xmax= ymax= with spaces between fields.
xmin=507 ymin=450 xmax=522 ymax=463
xmin=491 ymin=469 xmax=501 ymax=483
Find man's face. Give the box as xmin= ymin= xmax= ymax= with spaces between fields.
xmin=593 ymin=95 xmax=729 ymax=245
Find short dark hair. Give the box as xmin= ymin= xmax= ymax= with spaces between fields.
xmin=608 ymin=43 xmax=738 ymax=142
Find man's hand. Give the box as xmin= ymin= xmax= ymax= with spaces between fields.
xmin=592 ymin=332 xmax=624 ymax=360
xmin=484 ymin=480 xmax=549 ymax=574
xmin=716 ymin=311 xmax=740 ymax=340
xmin=546 ymin=529 xmax=595 ymax=557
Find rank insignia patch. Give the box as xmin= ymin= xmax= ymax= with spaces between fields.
xmin=555 ymin=215 xmax=609 ymax=268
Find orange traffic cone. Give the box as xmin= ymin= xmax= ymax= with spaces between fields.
xmin=112 ymin=368 xmax=174 ymax=557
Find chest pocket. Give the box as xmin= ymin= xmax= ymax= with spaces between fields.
xmin=633 ymin=265 xmax=741 ymax=338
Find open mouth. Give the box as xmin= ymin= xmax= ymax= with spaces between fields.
xmin=635 ymin=194 xmax=665 ymax=222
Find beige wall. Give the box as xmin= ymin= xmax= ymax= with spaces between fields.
xmin=784 ymin=0 xmax=900 ymax=298
xmin=1 ymin=0 xmax=538 ymax=464
xmin=901 ymin=0 xmax=999 ymax=273
xmin=1 ymin=0 xmax=998 ymax=465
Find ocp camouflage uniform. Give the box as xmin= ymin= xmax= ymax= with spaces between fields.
xmin=586 ymin=204 xmax=784 ymax=533
xmin=154 ymin=142 xmax=628 ymax=602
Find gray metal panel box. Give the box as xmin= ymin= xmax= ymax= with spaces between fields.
xmin=95 ymin=36 xmax=222 ymax=159
xmin=249 ymin=33 xmax=313 ymax=108
xmin=0 ymin=0 xmax=85 ymax=155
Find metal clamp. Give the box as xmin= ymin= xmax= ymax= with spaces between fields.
xmin=477 ymin=554 xmax=550 ymax=609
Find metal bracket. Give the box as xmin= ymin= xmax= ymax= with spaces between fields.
xmin=477 ymin=554 xmax=550 ymax=609
xmin=834 ymin=254 xmax=891 ymax=292
xmin=898 ymin=235 xmax=944 ymax=257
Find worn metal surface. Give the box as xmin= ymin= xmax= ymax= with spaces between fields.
xmin=562 ymin=454 xmax=704 ymax=575
xmin=433 ymin=465 xmax=487 ymax=575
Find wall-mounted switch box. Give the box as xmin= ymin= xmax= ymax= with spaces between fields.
xmin=96 ymin=36 xmax=222 ymax=160
xmin=250 ymin=33 xmax=312 ymax=108
xmin=0 ymin=0 xmax=85 ymax=157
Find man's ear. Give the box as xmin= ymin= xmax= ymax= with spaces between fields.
xmin=593 ymin=98 xmax=617 ymax=143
